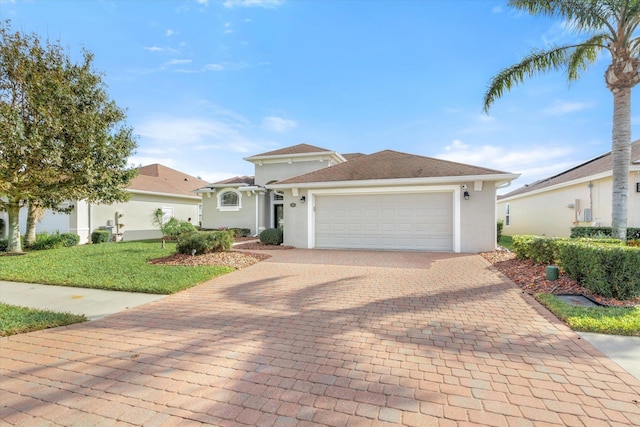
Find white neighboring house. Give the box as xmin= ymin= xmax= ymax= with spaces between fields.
xmin=497 ymin=140 xmax=640 ymax=237
xmin=0 ymin=164 xmax=208 ymax=244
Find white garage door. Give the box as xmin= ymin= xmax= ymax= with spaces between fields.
xmin=314 ymin=192 xmax=453 ymax=251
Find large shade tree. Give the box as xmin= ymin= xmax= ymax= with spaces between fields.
xmin=483 ymin=0 xmax=640 ymax=241
xmin=0 ymin=21 xmax=137 ymax=252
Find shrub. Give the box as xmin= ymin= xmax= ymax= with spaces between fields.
xmin=162 ymin=218 xmax=197 ymax=239
xmin=27 ymin=232 xmax=80 ymax=251
xmin=91 ymin=230 xmax=111 ymax=244
xmin=558 ymin=240 xmax=640 ymax=300
xmin=0 ymin=239 xmax=7 ymax=252
xmin=176 ymin=230 xmax=234 ymax=255
xmin=512 ymin=235 xmax=560 ymax=264
xmin=260 ymin=228 xmax=283 ymax=245
xmin=496 ymin=220 xmax=503 ymax=244
xmin=229 ymin=228 xmax=251 ymax=238
xmin=570 ymin=226 xmax=640 ymax=240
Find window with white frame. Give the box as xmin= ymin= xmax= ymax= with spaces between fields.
xmin=505 ymin=203 xmax=510 ymax=226
xmin=217 ymin=189 xmax=242 ymax=211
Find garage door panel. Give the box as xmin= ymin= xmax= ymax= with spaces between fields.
xmin=315 ymin=193 xmax=453 ymax=251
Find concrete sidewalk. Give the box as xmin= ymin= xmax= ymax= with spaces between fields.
xmin=0 ymin=281 xmax=165 ymax=321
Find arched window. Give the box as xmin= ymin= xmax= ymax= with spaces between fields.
xmin=217 ymin=189 xmax=242 ymax=211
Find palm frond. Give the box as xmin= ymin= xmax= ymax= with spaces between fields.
xmin=483 ymin=46 xmax=569 ymax=112
xmin=567 ymin=34 xmax=609 ymax=80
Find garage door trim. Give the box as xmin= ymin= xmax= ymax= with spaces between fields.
xmin=307 ymin=185 xmax=461 ymax=252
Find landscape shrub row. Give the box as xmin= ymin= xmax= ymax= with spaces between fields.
xmin=176 ymin=230 xmax=234 ymax=255
xmin=91 ymin=230 xmax=111 ymax=244
xmin=26 ymin=232 xmax=80 ymax=251
xmin=512 ymin=235 xmax=639 ymax=300
xmin=570 ymin=226 xmax=640 ymax=240
xmin=260 ymin=228 xmax=283 ymax=245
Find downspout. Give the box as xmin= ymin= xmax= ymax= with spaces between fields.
xmin=255 ymin=191 xmax=259 ymax=237
xmin=88 ymin=202 xmax=93 ymax=243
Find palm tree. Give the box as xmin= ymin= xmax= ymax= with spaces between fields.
xmin=483 ymin=0 xmax=640 ymax=241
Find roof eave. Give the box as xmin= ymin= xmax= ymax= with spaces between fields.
xmin=268 ymin=173 xmax=520 ymax=190
xmin=244 ymin=151 xmax=346 ymax=165
xmin=128 ymin=189 xmax=202 ymax=200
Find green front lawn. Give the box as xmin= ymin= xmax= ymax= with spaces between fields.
xmin=536 ymin=294 xmax=640 ymax=336
xmin=498 ymin=234 xmax=514 ymax=251
xmin=1 ymin=303 xmax=86 ymax=336
xmin=0 ymin=241 xmax=233 ymax=294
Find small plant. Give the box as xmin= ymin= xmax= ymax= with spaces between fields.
xmin=260 ymin=228 xmax=283 ymax=245
xmin=0 ymin=239 xmax=8 ymax=252
xmin=163 ymin=218 xmax=197 ymax=239
xmin=496 ymin=220 xmax=503 ymax=244
xmin=91 ymin=230 xmax=111 ymax=244
xmin=176 ymin=230 xmax=234 ymax=255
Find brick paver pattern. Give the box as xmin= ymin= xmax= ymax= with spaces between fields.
xmin=1 ymin=250 xmax=640 ymax=426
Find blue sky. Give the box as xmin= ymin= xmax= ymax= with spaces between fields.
xmin=2 ymin=0 xmax=636 ymax=192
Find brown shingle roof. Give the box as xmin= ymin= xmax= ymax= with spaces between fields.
xmin=210 ymin=176 xmax=255 ymax=186
xmin=501 ymin=140 xmax=640 ymax=198
xmin=276 ymin=150 xmax=510 ymax=184
xmin=342 ymin=153 xmax=366 ymax=160
xmin=247 ymin=143 xmax=334 ymax=158
xmin=128 ymin=164 xmax=208 ymax=197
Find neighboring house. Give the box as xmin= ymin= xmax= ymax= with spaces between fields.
xmin=196 ymin=144 xmax=519 ymax=253
xmin=497 ymin=140 xmax=640 ymax=237
xmin=0 ymin=164 xmax=208 ymax=244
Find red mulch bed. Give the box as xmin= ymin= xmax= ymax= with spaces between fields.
xmin=481 ymin=250 xmax=640 ymax=307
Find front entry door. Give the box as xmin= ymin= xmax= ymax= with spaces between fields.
xmin=274 ymin=204 xmax=284 ymax=230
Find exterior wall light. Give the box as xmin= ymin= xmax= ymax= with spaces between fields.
xmin=300 ymin=196 xmax=306 ymax=203
xmin=464 ymin=191 xmax=470 ymax=200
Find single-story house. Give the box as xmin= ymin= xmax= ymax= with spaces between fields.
xmin=196 ymin=144 xmax=519 ymax=252
xmin=497 ymin=140 xmax=640 ymax=237
xmin=0 ymin=164 xmax=208 ymax=244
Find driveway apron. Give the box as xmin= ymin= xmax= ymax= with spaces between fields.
xmin=1 ymin=250 xmax=639 ymax=426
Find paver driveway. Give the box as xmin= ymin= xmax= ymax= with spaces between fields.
xmin=2 ymin=250 xmax=640 ymax=426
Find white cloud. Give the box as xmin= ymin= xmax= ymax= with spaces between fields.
xmin=543 ymin=101 xmax=592 ymax=115
xmin=492 ymin=6 xmax=502 ymax=14
xmin=143 ymin=46 xmax=164 ymax=52
xmin=166 ymin=59 xmax=192 ymax=65
xmin=435 ymin=139 xmax=575 ymax=185
xmin=224 ymin=22 xmax=234 ymax=34
xmin=165 ymin=29 xmax=176 ymax=36
xmin=223 ymin=0 xmax=285 ymax=9
xmin=262 ymin=116 xmax=297 ymax=133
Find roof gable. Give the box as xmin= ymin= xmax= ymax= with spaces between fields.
xmin=128 ymin=164 xmax=208 ymax=197
xmin=275 ymin=150 xmax=511 ymax=184
xmin=248 ymin=143 xmax=334 ymax=158
xmin=502 ymin=139 xmax=640 ymax=198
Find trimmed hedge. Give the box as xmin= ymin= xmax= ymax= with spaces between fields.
xmin=0 ymin=239 xmax=7 ymax=252
xmin=91 ymin=230 xmax=111 ymax=244
xmin=162 ymin=218 xmax=197 ymax=239
xmin=259 ymin=228 xmax=283 ymax=245
xmin=512 ymin=235 xmax=560 ymax=264
xmin=557 ymin=241 xmax=640 ymax=300
xmin=571 ymin=226 xmax=640 ymax=240
xmin=27 ymin=232 xmax=80 ymax=251
xmin=496 ymin=220 xmax=503 ymax=244
xmin=176 ymin=230 xmax=234 ymax=255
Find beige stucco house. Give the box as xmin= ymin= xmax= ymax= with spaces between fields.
xmin=197 ymin=144 xmax=519 ymax=253
xmin=497 ymin=140 xmax=640 ymax=238
xmin=0 ymin=164 xmax=207 ymax=244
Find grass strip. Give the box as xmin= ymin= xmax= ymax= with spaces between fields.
xmin=0 ymin=303 xmax=86 ymax=336
xmin=0 ymin=240 xmax=234 ymax=294
xmin=536 ymin=293 xmax=640 ymax=336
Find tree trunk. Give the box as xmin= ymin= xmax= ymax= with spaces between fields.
xmin=7 ymin=200 xmax=23 ymax=253
xmin=610 ymin=87 xmax=632 ymax=241
xmin=24 ymin=202 xmax=40 ymax=247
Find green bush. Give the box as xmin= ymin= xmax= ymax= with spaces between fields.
xmin=27 ymin=232 xmax=80 ymax=251
xmin=230 ymin=228 xmax=252 ymax=238
xmin=512 ymin=235 xmax=560 ymax=264
xmin=176 ymin=230 xmax=234 ymax=255
xmin=91 ymin=230 xmax=111 ymax=244
xmin=558 ymin=241 xmax=640 ymax=300
xmin=163 ymin=218 xmax=197 ymax=239
xmin=259 ymin=228 xmax=283 ymax=245
xmin=570 ymin=226 xmax=640 ymax=240
xmin=0 ymin=239 xmax=7 ymax=252
xmin=496 ymin=220 xmax=503 ymax=244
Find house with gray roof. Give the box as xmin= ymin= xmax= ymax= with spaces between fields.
xmin=197 ymin=144 xmax=519 ymax=252
xmin=497 ymin=140 xmax=640 ymax=237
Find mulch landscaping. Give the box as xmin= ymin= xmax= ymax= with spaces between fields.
xmin=481 ymin=250 xmax=640 ymax=308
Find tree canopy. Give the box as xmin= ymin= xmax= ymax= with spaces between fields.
xmin=0 ymin=21 xmax=137 ymax=252
xmin=483 ymin=0 xmax=640 ymax=241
